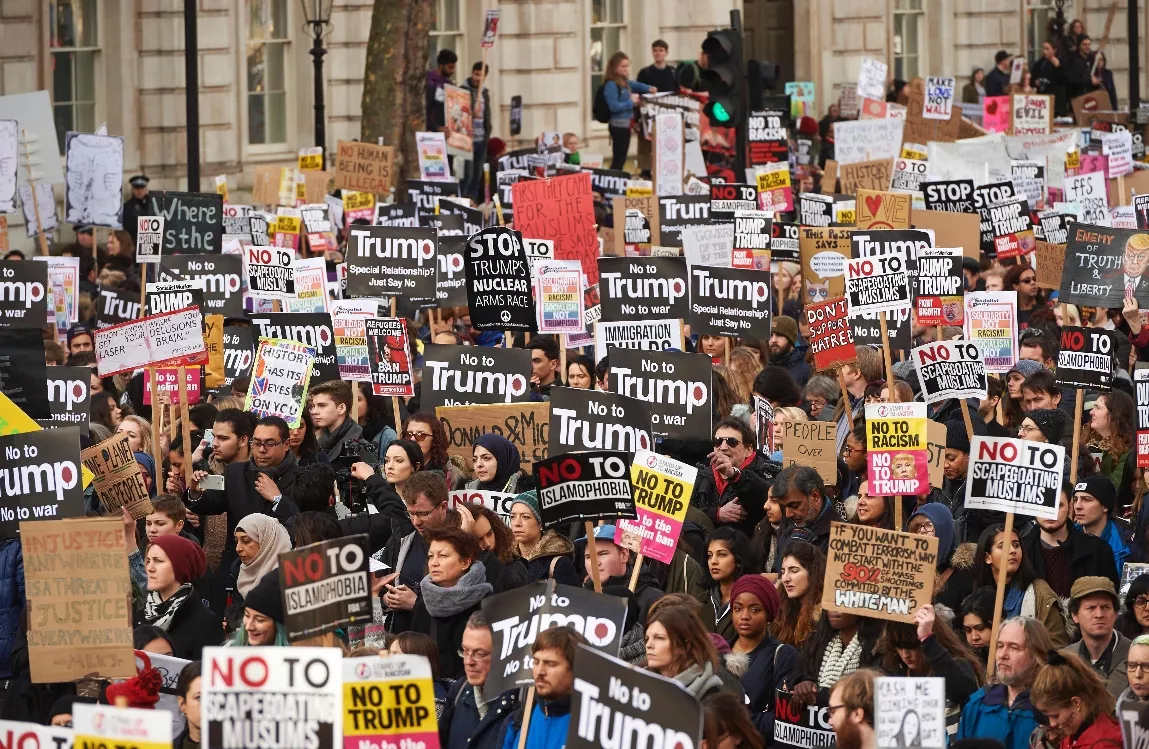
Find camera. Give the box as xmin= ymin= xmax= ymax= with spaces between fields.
xmin=330 ymin=437 xmax=381 ymax=514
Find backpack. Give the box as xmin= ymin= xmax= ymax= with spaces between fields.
xmin=593 ymin=82 xmax=613 ymax=123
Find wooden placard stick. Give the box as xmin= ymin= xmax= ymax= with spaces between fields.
xmin=177 ymin=366 xmax=193 ymax=485
xmin=984 ymin=510 xmax=1016 ymax=681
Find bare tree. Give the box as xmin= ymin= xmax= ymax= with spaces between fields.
xmin=361 ymin=0 xmax=433 ymax=195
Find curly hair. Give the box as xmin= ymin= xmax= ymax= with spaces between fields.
xmin=403 ymin=411 xmax=451 ymax=470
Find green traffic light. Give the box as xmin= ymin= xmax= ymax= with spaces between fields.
xmin=710 ymin=101 xmax=732 ymax=123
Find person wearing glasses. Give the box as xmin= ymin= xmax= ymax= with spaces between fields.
xmin=1021 ymin=481 xmax=1118 ymax=602
xmin=1118 ymin=575 xmax=1149 ymax=639
xmin=1058 ymin=576 xmax=1131 ymax=699
xmin=827 ymin=669 xmax=879 ymax=749
xmin=441 ymin=612 xmax=520 ymax=749
xmin=1118 ymin=634 xmax=1149 ymax=709
xmin=691 ymin=418 xmax=774 ymax=539
xmin=1006 ymin=264 xmax=1044 ymax=329
xmin=404 ymin=412 xmax=468 ymax=490
xmin=909 ymin=502 xmax=977 ymax=614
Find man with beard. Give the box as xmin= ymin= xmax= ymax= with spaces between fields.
xmin=828 ymin=668 xmax=878 ymax=749
xmin=956 ymin=617 xmax=1051 ymax=749
xmin=499 ymin=627 xmax=584 ymax=749
xmin=768 ymin=316 xmax=810 ymax=387
xmin=441 ymin=612 xmax=520 ymax=749
xmin=1020 ymin=482 xmax=1118 ymax=600
xmin=772 ymin=465 xmax=843 ymax=572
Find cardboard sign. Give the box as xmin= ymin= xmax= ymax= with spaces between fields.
xmin=512 ymin=172 xmax=599 ymax=285
xmin=781 ymin=420 xmax=837 ymax=482
xmin=0 ymin=260 xmax=49 ymax=329
xmin=875 ymin=677 xmax=947 ymax=749
xmin=38 ymin=365 xmax=90 ymax=430
xmin=800 ymin=226 xmax=852 ymax=301
xmin=81 ymin=431 xmax=152 ymax=519
xmin=156 ymin=254 xmax=244 ymax=318
xmin=805 ymin=296 xmax=856 ymax=370
xmin=148 ymin=191 xmax=223 ymax=255
xmin=1065 ymin=171 xmax=1111 ymax=225
xmin=203 ymin=646 xmax=342 ymax=749
xmin=548 ymin=387 xmax=652 ymax=456
xmin=23 ymin=517 xmax=134 ymax=681
xmin=1061 ymin=224 xmax=1149 ymax=308
xmin=1056 ymin=326 xmax=1116 ymax=391
xmin=279 ymin=535 xmax=371 ymax=641
xmin=866 ymin=402 xmax=929 ymax=496
xmin=912 ymin=209 xmax=981 ymax=261
xmin=346 ymin=225 xmax=437 ymax=301
xmin=534 ymin=451 xmax=636 ymax=528
xmin=614 ymin=449 xmax=698 ymax=564
xmin=856 ymin=189 xmax=911 ymax=229
xmin=334 ymin=139 xmax=395 ymax=194
xmin=688 ymin=265 xmax=772 ymax=338
xmin=845 ymin=250 xmax=911 ymax=316
xmin=343 ymin=655 xmax=439 ymax=749
xmin=1137 ymin=369 xmax=1149 ymax=468
xmin=1034 ymin=241 xmax=1066 ymax=291
xmin=822 ymin=521 xmax=939 ymax=623
xmin=74 ymin=703 xmax=170 ymax=749
xmin=923 ymin=180 xmax=975 ymax=213
xmin=94 ymin=306 xmax=206 ymax=377
xmin=245 ymin=337 xmax=316 ymax=428
xmin=422 ymin=344 xmax=532 ymax=412
xmin=964 ymin=291 xmax=1018 ymax=373
xmin=839 ymin=159 xmax=893 ymax=196
xmin=610 ymin=348 xmax=711 ymax=440
xmin=245 ymin=245 xmax=295 ymax=300
xmin=924 ymin=77 xmax=955 ymax=120
xmin=1071 ymin=90 xmax=1113 ymax=125
xmin=990 ymin=195 xmax=1036 ymax=259
xmin=597 ymin=257 xmax=689 ymax=323
xmin=966 ymin=436 xmax=1065 ymax=520
xmin=363 ymin=317 xmax=414 ymax=398
xmin=926 ymin=419 xmax=946 ymax=488
xmin=915 ymin=246 xmax=964 ymax=326
xmin=912 ymin=340 xmax=988 ymax=403
xmin=481 ymin=581 xmax=628 ymax=696
xmin=594 ymin=319 xmax=684 ymax=364
xmin=465 ymin=227 xmax=534 ymax=332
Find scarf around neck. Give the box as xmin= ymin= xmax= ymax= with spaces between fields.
xmin=673 ymin=662 xmax=725 ymax=699
xmin=818 ymin=632 xmax=863 ymax=689
xmin=713 ymin=452 xmax=755 ymax=496
xmin=251 ymin=450 xmax=296 ymax=483
xmin=420 ymin=562 xmax=493 ymax=617
xmin=318 ymin=418 xmax=362 ymax=459
xmin=144 ymin=583 xmax=194 ymax=631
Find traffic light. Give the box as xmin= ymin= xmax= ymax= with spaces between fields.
xmin=701 ymin=28 xmax=744 ymax=125
xmin=746 ymin=59 xmax=780 ymax=111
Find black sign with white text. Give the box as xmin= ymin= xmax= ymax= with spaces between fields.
xmin=148 ymin=191 xmax=224 ymax=254
xmin=421 ymin=343 xmax=532 ymax=411
xmin=0 ymin=427 xmax=84 ymax=539
xmin=346 ymin=225 xmax=438 ymax=301
xmin=923 ymin=180 xmax=976 ymax=213
xmin=610 ymin=348 xmax=712 ymax=440
xmin=279 ymin=535 xmax=371 ymax=641
xmin=157 ymin=254 xmax=243 ymax=318
xmin=658 ymin=196 xmax=711 ymax=248
xmin=464 ymin=227 xmax=534 ymax=332
xmin=1056 ymin=326 xmax=1116 ymax=390
xmin=548 ymin=387 xmax=653 ymax=456
xmin=97 ymin=287 xmax=141 ymax=329
xmin=534 ymin=451 xmax=637 ymax=528
xmin=37 ymin=366 xmax=91 ymax=429
xmin=223 ymin=326 xmax=254 ymax=388
xmin=597 ymin=257 xmax=689 ymax=322
xmin=0 ymin=261 xmax=49 ymax=328
xmin=249 ymin=313 xmax=339 ymax=384
xmin=688 ymin=265 xmax=772 ymax=338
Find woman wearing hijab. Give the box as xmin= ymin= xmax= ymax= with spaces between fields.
xmin=234 ymin=513 xmax=291 ymax=600
xmin=133 ymin=534 xmax=221 ymax=660
xmin=465 ymin=434 xmax=528 ymax=493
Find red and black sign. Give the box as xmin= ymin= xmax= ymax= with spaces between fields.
xmin=278 ymin=535 xmax=371 ymax=641
xmin=771 ymin=220 xmax=800 ymax=262
xmin=533 ymin=451 xmax=636 ymax=528
xmin=1056 ymin=326 xmax=1116 ymax=391
xmin=805 ymin=296 xmax=856 ymax=371
xmin=709 ymin=183 xmax=757 ymax=218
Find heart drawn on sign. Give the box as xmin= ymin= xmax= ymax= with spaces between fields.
xmin=864 ymin=193 xmax=883 ymax=216
xmin=985 ymin=99 xmax=999 ymax=115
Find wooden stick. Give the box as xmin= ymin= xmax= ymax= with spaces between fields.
xmin=350 ymin=383 xmax=360 ymax=425
xmin=149 ymin=367 xmax=162 ymax=473
xmin=504 ymin=331 xmax=512 ymax=349
xmin=177 ymin=366 xmax=193 ymax=486
xmin=1070 ymin=388 xmax=1084 ymax=484
xmin=585 ymin=520 xmax=602 ymax=593
xmin=985 ymin=510 xmax=1016 ymax=681
xmin=628 ymin=553 xmax=644 ymax=592
xmin=836 ymin=367 xmax=854 ymax=431
xmin=879 ymin=312 xmax=896 ymax=401
xmin=21 ymin=129 xmax=51 ymax=257
xmin=959 ymin=398 xmax=976 ymax=442
xmin=517 ymin=686 xmax=536 ymax=749
xmin=724 ymin=336 xmax=731 ymax=367
xmin=494 ymin=195 xmax=506 ymax=226
xmin=560 ymin=336 xmax=567 ymax=385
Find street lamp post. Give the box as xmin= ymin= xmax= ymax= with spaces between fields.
xmin=301 ymin=1 xmax=334 ymax=168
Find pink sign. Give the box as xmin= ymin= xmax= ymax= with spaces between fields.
xmin=143 ymin=367 xmax=202 ymax=405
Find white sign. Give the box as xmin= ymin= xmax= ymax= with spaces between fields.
xmin=834 ymin=119 xmax=905 ymax=165
xmin=0 ymin=720 xmax=73 ymax=748
xmin=654 ymin=111 xmax=684 ymax=197
xmin=287 ymin=256 xmax=330 ymax=313
xmin=1103 ymin=130 xmax=1134 ymax=178
xmin=682 ymin=222 xmax=734 ymax=268
xmin=73 ymin=702 xmax=170 ymax=748
xmin=857 ymin=56 xmax=889 ymax=102
xmin=1011 ymin=94 xmax=1052 ymax=136
xmin=911 ymin=340 xmax=989 ymax=403
xmin=1010 ymin=57 xmax=1025 ymax=84
xmin=94 ymin=306 xmax=206 ymax=377
xmin=245 ymin=245 xmax=295 ymax=300
xmin=845 ymin=250 xmax=911 ymax=316
xmin=595 ymin=319 xmax=684 ymax=364
xmin=1065 ymin=171 xmax=1111 ymax=226
xmin=875 ymin=677 xmax=946 ymax=749
xmin=966 ymin=436 xmax=1065 ymax=520
xmin=136 ymin=215 xmax=165 ymax=264
xmin=923 ymin=77 xmax=955 ymax=121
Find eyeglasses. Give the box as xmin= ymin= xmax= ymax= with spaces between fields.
xmin=1130 ymin=663 xmax=1149 ymax=674
xmin=405 ymin=431 xmax=433 ymax=441
xmin=827 ymin=704 xmax=848 ymax=715
xmin=912 ymin=520 xmax=935 ymax=533
xmin=1017 ymin=425 xmax=1038 ymax=435
xmin=458 ymin=648 xmax=492 ymax=661
xmin=713 ymin=437 xmax=742 ymax=448
xmin=251 ymin=439 xmax=284 ymax=450
xmin=840 ymin=445 xmax=857 ymax=456
xmin=1134 ymin=596 xmax=1149 ymax=610
xmin=406 ymin=506 xmax=439 ymax=520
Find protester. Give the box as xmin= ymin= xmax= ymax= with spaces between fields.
xmin=768 ymin=316 xmax=810 ymax=387
xmin=960 ymin=587 xmax=997 ymax=663
xmin=1020 ymin=481 xmax=1119 ymax=600
xmin=828 ymin=669 xmax=879 ymax=749
xmin=233 ymin=513 xmax=291 ymax=600
xmin=376 ymin=472 xmax=449 ymax=632
xmin=404 ymin=412 xmax=469 ymax=489
xmin=426 ymin=49 xmax=456 ymax=133
xmin=706 ymin=527 xmax=758 ymax=642
xmin=229 ymin=571 xmax=288 ymax=646
xmin=284 ymin=410 xmax=323 ymax=468
xmin=355 ymin=438 xmax=424 ymax=497
xmin=637 ymin=39 xmax=678 ymax=96
xmin=770 ymin=406 xmax=807 ymax=463
xmin=753 ymin=484 xmax=787 ymax=572
xmin=565 ymin=354 xmax=595 ymax=390
xmin=909 ymin=503 xmax=976 ymax=612
xmin=355 ymin=383 xmax=399 ymax=454
xmin=500 ymin=627 xmax=583 ymax=749
xmin=508 ymin=491 xmax=578 ymax=584
xmin=580 ymin=524 xmax=662 ymax=614
xmin=693 ymin=418 xmax=773 ymax=538
xmin=1086 ymin=392 xmax=1137 ymax=512
xmin=972 ymin=523 xmax=1068 ymax=646
xmin=853 ymin=482 xmax=895 ymax=530
xmin=1120 ymin=634 xmax=1149 ymax=706
xmin=1032 ymin=40 xmax=1068 ymax=114
xmin=461 ymin=62 xmax=491 ymax=202
xmin=645 ymin=605 xmax=730 ymax=700
xmin=1073 ymin=475 xmax=1132 ymax=574
xmin=773 ymin=465 xmax=843 ymax=568
xmin=1031 ymin=648 xmax=1122 ymax=749
xmin=134 ymin=534 xmax=221 ymax=660
xmin=770 ymin=541 xmax=824 ymax=648
xmin=527 ymin=336 xmax=563 ymax=397
xmin=702 ymin=691 xmax=765 ymax=749
xmin=174 ymin=661 xmax=202 ymax=748
xmin=985 ymin=51 xmax=1013 ymax=96
xmin=1061 ymin=577 xmax=1131 ymax=699
xmin=441 ymin=612 xmax=520 ymax=749
xmin=601 ymin=52 xmax=655 ymax=171
xmin=1119 ymin=575 xmax=1149 ymax=639
xmin=467 ymin=434 xmax=526 ymax=493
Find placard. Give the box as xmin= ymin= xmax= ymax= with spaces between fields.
xmin=923 ymin=180 xmax=976 ymax=213
xmin=856 ymin=189 xmax=911 ymax=229
xmin=534 ymin=259 xmax=585 ymax=335
xmin=990 ymin=195 xmax=1036 ymax=259
xmin=688 ymin=265 xmax=772 ymax=338
xmin=334 ymin=139 xmax=395 ymax=195
xmin=364 ymin=317 xmax=415 ymax=398
xmin=145 ymin=280 xmax=204 ymax=317
xmin=597 ymin=257 xmax=689 ymax=322
xmin=856 ymin=56 xmax=888 ymax=102
xmin=771 ymin=220 xmax=800 ymax=263
xmin=682 ymin=223 xmax=734 ymax=269
xmin=866 ymin=402 xmax=929 ymax=496
xmin=23 ymin=517 xmax=134 ymax=681
xmin=890 ymin=157 xmax=928 ymax=194
xmin=422 ymin=344 xmax=532 ymax=411
xmin=1056 ymin=326 xmax=1116 ymax=391
xmin=0 ymin=260 xmax=49 ymax=329
xmin=343 ymin=655 xmax=439 ymax=749
xmin=974 ymin=181 xmax=1018 ymax=254
xmin=614 ymin=449 xmax=698 ymax=564
xmin=74 ymin=703 xmax=170 ymax=749
xmin=966 ymin=436 xmax=1065 ymax=520
xmin=1060 ymin=224 xmax=1149 ymax=308
xmin=658 ymin=195 xmax=711 ymax=248
xmin=94 ymin=306 xmax=206 ymax=377
xmin=732 ymin=210 xmax=772 ymax=269
xmin=822 ymin=521 xmax=939 ymax=624
xmin=464 ymin=227 xmax=534 ymax=332
xmin=709 ymin=182 xmax=757 ymax=218
xmin=834 ymin=118 xmax=905 ymax=165
xmin=96 ymin=287 xmax=141 ymax=329
xmin=747 ymin=107 xmax=790 ymax=165
xmin=1137 ymin=369 xmax=1149 ymax=468
xmin=448 ymin=489 xmax=518 ymax=525
xmin=594 ymin=319 xmax=684 ymax=364
xmin=912 ymin=340 xmax=988 ymax=403
xmin=845 ymin=249 xmax=911 ymax=316
xmin=38 ymin=365 xmax=90 ymax=430
xmin=345 ymin=225 xmax=437 ymax=301
xmin=279 ymin=535 xmax=371 ymax=641
xmin=250 ymin=313 xmax=338 ymax=384
xmin=924 ymin=77 xmax=955 ymax=120
xmin=547 ymin=387 xmax=652 ymax=456
xmin=512 ymin=172 xmax=599 ymax=285
xmin=800 ymin=226 xmax=852 ymax=300
xmin=332 ymin=314 xmax=370 ymax=383
xmin=875 ymin=677 xmax=946 ymax=749
xmin=245 ymin=337 xmax=316 ymax=428
xmin=804 ymin=296 xmax=856 ymax=370
xmin=964 ymin=291 xmax=1018 ymax=373
xmin=755 ymin=162 xmax=793 ymax=213
xmin=286 ymin=257 xmax=330 ymax=313
xmin=534 ymin=451 xmax=636 ymax=528
xmin=143 ymin=366 xmax=201 ymax=406
xmin=774 ymin=691 xmax=837 ymax=749
xmin=203 ymin=646 xmax=342 ymax=749
xmin=81 ymin=432 xmax=152 ymax=518
xmin=0 ymin=720 xmax=73 ymax=749
xmin=156 ymin=254 xmax=243 ymax=318
xmin=223 ymin=326 xmax=254 ymax=388
xmin=609 ymin=348 xmax=711 ymax=440
xmin=245 ymin=245 xmax=295 ymax=300
xmin=148 ymin=191 xmax=223 ymax=255
xmin=781 ymin=420 xmax=837 ymax=482
xmin=915 ymin=246 xmax=964 ymax=326
xmin=839 ymin=158 xmax=893 ymax=195
xmin=1065 ymin=171 xmax=1111 ymax=225
xmin=798 ymin=193 xmax=832 ymax=227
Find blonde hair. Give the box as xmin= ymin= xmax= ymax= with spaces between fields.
xmin=1060 ymin=304 xmax=1082 ymax=327
xmin=727 ymin=347 xmax=762 ymax=404
xmin=118 ymin=414 xmax=154 ymax=456
xmin=774 ymin=407 xmax=808 ymax=426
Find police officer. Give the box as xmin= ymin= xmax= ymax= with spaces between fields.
xmin=122 ymin=174 xmax=151 ymax=241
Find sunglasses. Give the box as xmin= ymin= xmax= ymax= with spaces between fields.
xmin=713 ymin=437 xmax=742 ymax=448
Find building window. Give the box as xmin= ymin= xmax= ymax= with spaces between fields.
xmin=428 ymin=0 xmax=463 ymax=69
xmin=1026 ymin=1 xmax=1074 ymax=63
xmin=247 ymin=0 xmax=290 ymax=145
xmin=892 ymin=0 xmax=923 ymax=82
xmin=50 ymin=0 xmax=99 ymax=152
xmin=590 ymin=0 xmax=625 ymax=94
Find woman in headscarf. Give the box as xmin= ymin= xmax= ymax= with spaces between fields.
xmin=233 ymin=513 xmax=291 ymax=600
xmin=465 ymin=434 xmax=527 ymax=493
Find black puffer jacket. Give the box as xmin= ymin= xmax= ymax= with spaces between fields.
xmin=691 ymin=453 xmax=781 ymax=539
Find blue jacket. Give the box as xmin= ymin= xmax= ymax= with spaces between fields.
xmin=500 ymin=695 xmax=571 ymax=749
xmin=603 ymin=79 xmax=653 ymax=127
xmin=442 ymin=680 xmax=520 ymax=749
xmin=0 ymin=539 xmax=24 ymax=677
xmin=1098 ymin=518 xmax=1131 ymax=573
xmin=956 ymin=684 xmax=1040 ymax=749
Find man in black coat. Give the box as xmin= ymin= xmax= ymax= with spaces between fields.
xmin=1021 ymin=482 xmax=1120 ymax=597
xmin=984 ymin=50 xmax=1014 ymax=96
xmin=440 ymin=611 xmax=520 ymax=749
xmin=772 ymin=464 xmax=844 ymax=572
xmin=691 ymin=418 xmax=778 ymax=539
xmin=121 ymin=175 xmax=151 ymax=242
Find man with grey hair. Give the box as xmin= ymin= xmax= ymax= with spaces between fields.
xmin=441 ymin=611 xmax=520 ymax=749
xmin=771 ymin=464 xmax=842 ymax=572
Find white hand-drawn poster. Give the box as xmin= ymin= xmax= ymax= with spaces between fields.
xmin=19 ymin=183 xmax=58 ymax=238
xmin=64 ymin=132 xmax=124 ymax=228
xmin=0 ymin=121 xmax=16 ymax=213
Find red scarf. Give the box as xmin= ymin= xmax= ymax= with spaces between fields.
xmin=713 ymin=451 xmax=755 ymax=496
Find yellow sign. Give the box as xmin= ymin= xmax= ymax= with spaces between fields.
xmin=343 ymin=190 xmax=375 ymax=211
xmin=1066 ymin=149 xmax=1080 ymax=170
xmin=756 ymin=167 xmax=790 ymax=192
xmin=214 ymin=175 xmax=228 ymax=202
xmin=836 ymin=207 xmax=856 ymax=225
xmin=274 ymin=214 xmax=301 ymax=235
xmin=343 ymin=655 xmax=438 ymax=741
xmin=298 ymin=146 xmax=324 ymax=171
xmin=900 ymin=142 xmax=928 ymax=161
xmin=0 ymin=392 xmax=92 ymax=487
xmin=625 ymin=183 xmax=653 ymax=198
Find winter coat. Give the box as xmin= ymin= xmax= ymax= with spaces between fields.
xmin=724 ymin=636 xmax=803 ymax=737
xmin=0 ymin=540 xmax=24 ymax=678
xmin=769 ymin=342 xmax=811 ymax=388
xmin=441 ymin=681 xmax=519 ymax=749
xmin=888 ymin=634 xmax=982 ymax=708
xmin=1028 ymin=578 xmax=1070 ymax=648
xmin=773 ymin=499 xmax=844 ymax=573
xmin=1058 ymin=713 xmax=1123 ymax=749
xmin=521 ymin=531 xmax=578 ymax=586
xmin=426 ymin=69 xmax=451 ymax=132
xmin=709 ymin=587 xmax=735 ymax=642
xmin=377 ymin=523 xmax=427 ymax=634
xmin=500 ymin=695 xmax=571 ymax=749
xmin=664 ymin=548 xmax=708 ymax=605
xmin=956 ymin=684 xmax=1041 ymax=749
xmin=410 ymin=597 xmax=483 ymax=681
xmin=934 ymin=542 xmax=978 ymax=614
xmin=186 ymin=459 xmax=300 ymax=565
xmin=150 ymin=595 xmax=223 ymax=661
xmin=602 ymin=79 xmax=653 ymax=128
xmin=691 ymin=452 xmax=778 ymax=539
xmin=584 ymin=567 xmax=664 ymax=621
xmin=1061 ymin=631 xmax=1131 ymax=700
xmin=1021 ymin=524 xmax=1120 ymax=590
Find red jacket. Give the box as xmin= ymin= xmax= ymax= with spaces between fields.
xmin=1060 ymin=714 xmax=1123 ymax=749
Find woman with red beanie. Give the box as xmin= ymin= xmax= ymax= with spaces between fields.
xmin=134 ymin=534 xmax=222 ymax=660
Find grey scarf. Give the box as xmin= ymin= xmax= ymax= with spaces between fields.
xmin=420 ymin=562 xmax=493 ymax=617
xmin=673 ymin=662 xmax=725 ymax=700
xmin=251 ymin=450 xmax=296 ymax=482
xmin=318 ymin=419 xmax=362 ymax=460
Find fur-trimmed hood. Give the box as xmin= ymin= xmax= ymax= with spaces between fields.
xmin=725 ymin=651 xmax=750 ymax=679
xmin=522 ymin=530 xmax=574 ymax=562
xmin=950 ymin=542 xmax=977 ymax=570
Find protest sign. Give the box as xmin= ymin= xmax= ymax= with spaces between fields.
xmin=924 ymin=76 xmax=955 ymax=120
xmin=464 ymin=227 xmax=534 ymax=332
xmin=156 ymin=254 xmax=243 ymax=318
xmin=614 ymin=449 xmax=698 ymax=564
xmin=444 ymin=85 xmax=473 ymax=158
xmin=658 ymin=196 xmax=711 ymax=248
xmin=1138 ymin=369 xmax=1149 ymax=467
xmin=822 ymin=521 xmax=939 ymax=624
xmin=81 ymin=432 xmax=152 ymax=518
xmin=597 ymin=257 xmax=689 ymax=323
xmin=534 ymin=260 xmax=585 ymax=335
xmin=838 ymin=158 xmax=893 ymax=196
xmin=974 ymin=182 xmax=1018 ymax=254
xmin=568 ymin=646 xmax=703 ymax=749
xmin=548 ymin=387 xmax=652 ymax=456
xmin=990 ymin=195 xmax=1036 ymax=259
xmin=805 ymin=296 xmax=856 ymax=370
xmin=148 ymin=191 xmax=223 ymax=255
xmin=781 ymin=420 xmax=837 ymax=482
xmin=0 ymin=427 xmax=83 ymax=537
xmin=1060 ymin=224 xmax=1149 ymax=308
xmin=800 ymin=226 xmax=852 ymax=300
xmin=1034 ymin=241 xmax=1066 ymax=291
xmin=97 ymin=287 xmax=141 ymax=328
xmin=333 ymin=314 xmax=370 ymax=383
xmin=0 ymin=261 xmax=48 ymax=328
xmin=512 ymin=172 xmax=599 ymax=285
xmin=915 ymin=246 xmax=964 ymax=326
xmin=245 ymin=337 xmax=316 ymax=428
xmin=964 ymin=292 xmax=1018 ymax=373
xmin=334 ymin=139 xmax=395 ymax=194
xmin=1039 ymin=211 xmax=1072 ymax=244
xmin=966 ymin=436 xmax=1065 ymax=519
xmin=0 ymin=720 xmax=72 ymax=748
xmin=343 ymin=655 xmax=439 ymax=749
xmin=834 ymin=118 xmax=905 ymax=165
xmin=0 ymin=329 xmax=49 ymax=419
xmin=610 ymin=348 xmax=711 ymax=440
xmin=866 ymin=402 xmax=929 ymax=496
xmin=223 ymin=326 xmax=254 ymax=388
xmin=287 ymin=257 xmax=330 ymax=313
xmin=688 ymin=265 xmax=772 ymax=339
xmin=35 ymin=256 xmax=78 ymax=335
xmin=94 ymin=306 xmax=206 ymax=377
xmin=245 ymin=245 xmax=295 ymax=300
xmin=771 ymin=221 xmax=800 ymax=263
xmin=39 ymin=365 xmax=90 ymax=430
xmin=376 ymin=202 xmax=419 ymax=228
xmin=146 ymin=279 xmax=203 ymax=317
xmin=250 ymin=313 xmax=338 ymax=384
xmin=845 ymin=249 xmax=911 ymax=316
xmin=363 ymin=317 xmax=414 ymax=398
xmin=422 ymin=344 xmax=532 ymax=411
xmin=912 ymin=341 xmax=988 ymax=403
xmin=448 ymin=488 xmax=518 ymax=525
xmin=203 ymin=646 xmax=342 ymax=749
xmin=534 ymin=451 xmax=636 ymax=528
xmin=756 ymin=161 xmax=793 ymax=213
xmin=407 ymin=179 xmax=459 ymax=214
xmin=280 ymin=535 xmax=371 ymax=641
xmin=23 ymin=517 xmax=134 ymax=681
xmin=431 ymin=405 xmax=547 ymax=473
xmin=927 ymin=419 xmax=946 ymax=488
xmin=594 ymin=319 xmax=684 ymax=364
xmin=438 ymin=199 xmax=483 ymax=237
xmin=709 ymin=182 xmax=757 ymax=219
xmin=890 ymin=157 xmax=928 ymax=194
xmin=798 ymin=194 xmax=833 ymax=228
xmin=923 ymin=180 xmax=976 ymax=213
xmin=1012 ymin=160 xmax=1046 ymax=210
xmin=682 ymin=223 xmax=735 ymax=269
xmin=856 ymin=189 xmax=911 ymax=230
xmin=1065 ymin=171 xmax=1111 ymax=225
xmin=74 ymin=703 xmax=170 ymax=749
xmin=272 ymin=212 xmax=302 ymax=251
xmin=747 ymin=107 xmax=789 ymax=165
xmin=1056 ymin=326 xmax=1116 ymax=390
xmin=346 ymin=225 xmax=437 ymax=301
xmin=774 ymin=692 xmax=837 ymax=749
xmin=875 ymin=677 xmax=947 ymax=749
xmin=857 ymin=56 xmax=888 ymax=101
xmin=754 ymin=395 xmax=775 ymax=457
xmin=983 ymin=96 xmax=1012 ymax=132
xmin=732 ymin=210 xmax=772 ymax=269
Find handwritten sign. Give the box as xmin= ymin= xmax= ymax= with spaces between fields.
xmin=435 ymin=402 xmax=549 ymax=473
xmin=821 ymin=521 xmax=938 ymax=624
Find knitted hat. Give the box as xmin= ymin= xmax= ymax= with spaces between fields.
xmin=945 ymin=420 xmax=970 ymax=454
xmin=1006 ymin=359 xmax=1045 ymax=379
xmin=243 ymin=570 xmax=285 ymax=624
xmin=1075 ymin=474 xmax=1116 ymax=515
xmin=730 ymin=574 xmax=780 ymax=621
xmin=771 ymin=316 xmax=799 ymax=345
xmin=105 ymin=666 xmax=162 ymax=709
xmin=511 ymin=490 xmax=542 ymax=524
xmin=148 ymin=535 xmax=207 ymax=585
xmin=1027 ymin=408 xmax=1068 ymax=445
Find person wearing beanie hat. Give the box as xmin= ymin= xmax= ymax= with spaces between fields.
xmin=509 ymin=491 xmax=578 ymax=586
xmin=233 ymin=571 xmax=288 ymax=646
xmin=66 ymin=323 xmax=94 ymax=356
xmin=1019 ymin=408 xmax=1067 ymax=445
xmin=135 ymin=535 xmax=221 ymax=660
xmin=1005 ymin=359 xmax=1044 ymax=400
xmin=49 ymin=695 xmax=97 ymax=727
xmin=939 ymin=421 xmax=972 ymax=509
xmin=1074 ymin=475 xmax=1132 ymax=574
xmin=724 ymin=573 xmax=802 ymax=736
xmin=1021 ymin=480 xmax=1119 ymax=602
xmin=769 ymin=316 xmax=811 ymax=387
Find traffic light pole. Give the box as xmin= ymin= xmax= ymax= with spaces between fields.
xmin=730 ymin=9 xmax=748 ymax=174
